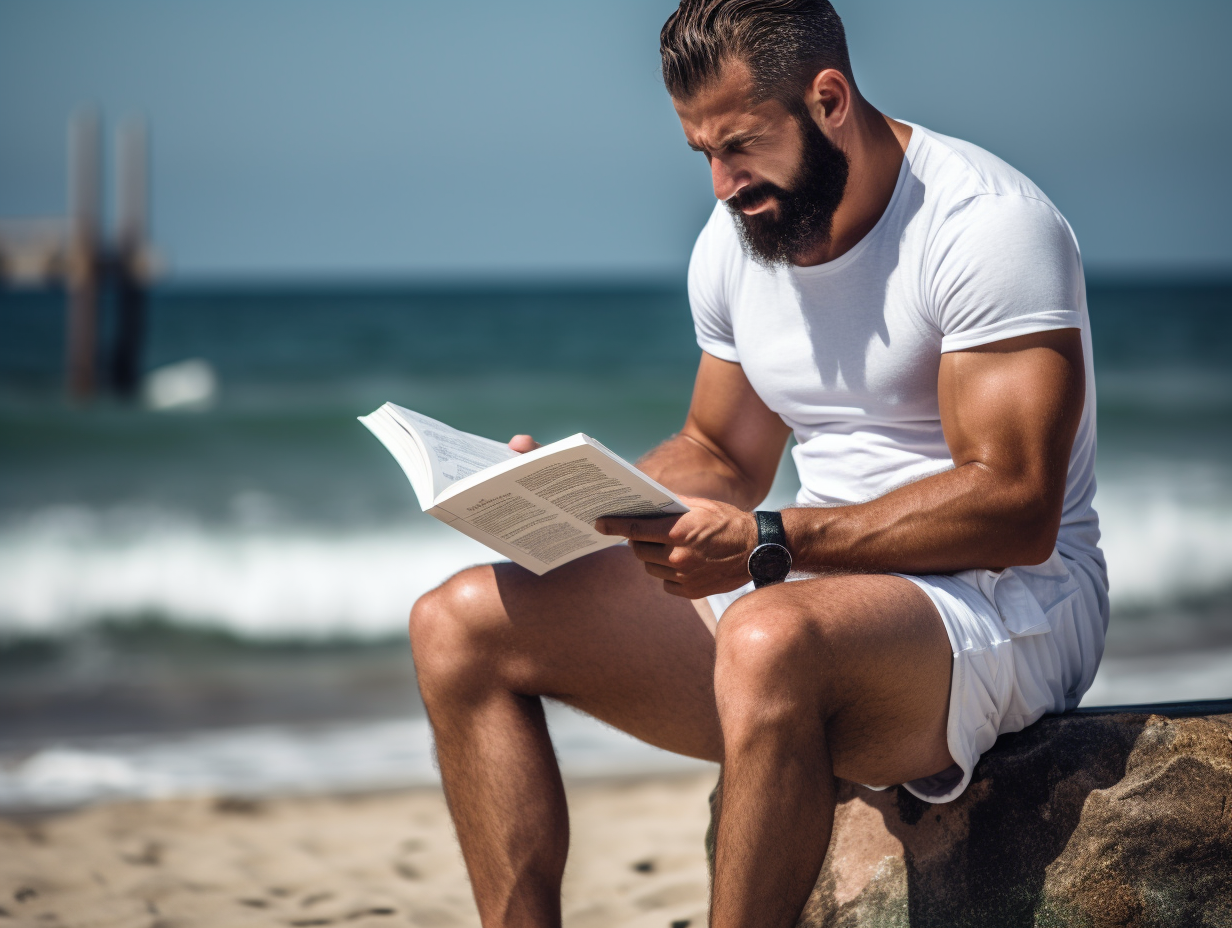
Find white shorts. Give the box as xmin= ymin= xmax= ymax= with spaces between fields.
xmin=705 ymin=547 xmax=1109 ymax=804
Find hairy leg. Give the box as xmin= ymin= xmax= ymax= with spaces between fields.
xmin=408 ymin=546 xmax=721 ymax=928
xmin=709 ymin=574 xmax=953 ymax=928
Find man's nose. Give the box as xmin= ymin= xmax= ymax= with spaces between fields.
xmin=710 ymin=157 xmax=750 ymax=202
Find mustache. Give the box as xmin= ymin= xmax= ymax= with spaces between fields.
xmin=726 ymin=182 xmax=789 ymax=213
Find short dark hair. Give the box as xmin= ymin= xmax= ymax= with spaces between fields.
xmin=660 ymin=0 xmax=855 ymax=110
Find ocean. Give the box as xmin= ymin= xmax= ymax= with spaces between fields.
xmin=1 ymin=279 xmax=1230 ymax=807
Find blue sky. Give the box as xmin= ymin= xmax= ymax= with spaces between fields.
xmin=1 ymin=0 xmax=1229 ymax=281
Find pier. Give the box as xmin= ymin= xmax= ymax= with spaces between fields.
xmin=0 ymin=110 xmax=159 ymax=401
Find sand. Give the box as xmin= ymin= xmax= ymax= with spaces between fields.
xmin=0 ymin=771 xmax=717 ymax=928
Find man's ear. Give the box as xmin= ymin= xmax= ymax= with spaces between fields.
xmin=805 ymin=68 xmax=852 ymax=131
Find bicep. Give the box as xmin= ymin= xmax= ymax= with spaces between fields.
xmin=939 ymin=328 xmax=1085 ymax=505
xmin=682 ymin=352 xmax=791 ymax=499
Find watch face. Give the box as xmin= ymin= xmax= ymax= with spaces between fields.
xmin=749 ymin=543 xmax=792 ymax=584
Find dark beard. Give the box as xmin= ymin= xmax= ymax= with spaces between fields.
xmin=725 ymin=114 xmax=850 ymax=267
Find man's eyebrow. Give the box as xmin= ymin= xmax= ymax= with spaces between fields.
xmin=689 ymin=132 xmax=758 ymax=154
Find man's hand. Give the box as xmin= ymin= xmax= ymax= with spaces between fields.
xmin=508 ymin=435 xmax=542 ymax=453
xmin=596 ymin=497 xmax=758 ymax=598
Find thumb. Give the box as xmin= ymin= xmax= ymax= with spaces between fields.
xmin=678 ymin=495 xmax=715 ymax=509
xmin=508 ymin=434 xmax=542 ymax=454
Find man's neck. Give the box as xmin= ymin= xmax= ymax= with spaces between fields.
xmin=795 ymin=102 xmax=912 ymax=267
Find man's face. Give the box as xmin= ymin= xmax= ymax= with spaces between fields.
xmin=673 ymin=61 xmax=850 ymax=267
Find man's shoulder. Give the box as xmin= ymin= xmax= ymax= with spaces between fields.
xmin=906 ymin=123 xmax=1055 ymax=211
xmin=905 ymin=123 xmax=1078 ymax=266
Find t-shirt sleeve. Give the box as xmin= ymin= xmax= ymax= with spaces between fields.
xmin=688 ymin=205 xmax=740 ymax=362
xmin=926 ymin=194 xmax=1084 ymax=353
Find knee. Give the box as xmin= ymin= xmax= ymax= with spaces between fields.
xmin=714 ymin=595 xmax=831 ymax=730
xmin=715 ymin=595 xmax=821 ymax=683
xmin=407 ymin=566 xmax=500 ymax=691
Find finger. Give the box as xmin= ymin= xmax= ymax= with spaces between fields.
xmin=628 ymin=540 xmax=673 ymax=566
xmin=642 ymin=561 xmax=683 ymax=583
xmin=660 ymin=579 xmax=690 ymax=598
xmin=595 ymin=514 xmax=678 ymax=541
xmin=508 ymin=434 xmax=541 ymax=453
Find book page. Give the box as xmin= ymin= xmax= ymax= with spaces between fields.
xmin=357 ymin=406 xmax=436 ymax=510
xmin=385 ymin=404 xmax=517 ymax=499
xmin=433 ymin=437 xmax=687 ymax=575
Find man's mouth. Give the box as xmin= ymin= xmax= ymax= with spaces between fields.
xmin=727 ymin=183 xmax=782 ymax=216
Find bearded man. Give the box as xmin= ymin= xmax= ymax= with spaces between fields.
xmin=407 ymin=2 xmax=1108 ymax=926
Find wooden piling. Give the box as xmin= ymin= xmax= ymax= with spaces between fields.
xmin=65 ymin=110 xmax=102 ymax=401
xmin=111 ymin=118 xmax=149 ymax=398
xmin=2 ymin=109 xmax=160 ymax=401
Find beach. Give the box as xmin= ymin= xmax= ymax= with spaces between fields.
xmin=3 ymin=0 xmax=1231 ymax=916
xmin=0 ymin=771 xmax=717 ymax=928
xmin=1 ymin=281 xmax=1230 ymax=922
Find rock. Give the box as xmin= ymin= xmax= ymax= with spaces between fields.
xmin=705 ymin=700 xmax=1232 ymax=927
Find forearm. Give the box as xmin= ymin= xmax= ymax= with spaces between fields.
xmin=613 ymin=332 xmax=1083 ymax=597
xmin=783 ymin=462 xmax=1062 ymax=576
xmin=638 ymin=432 xmax=765 ymax=511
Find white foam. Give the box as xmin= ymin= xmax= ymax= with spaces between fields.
xmin=0 ymin=704 xmax=716 ymax=809
xmin=1095 ymin=460 xmax=1232 ymax=610
xmin=1080 ymin=648 xmax=1232 ymax=707
xmin=142 ymin=358 xmax=218 ymax=412
xmin=0 ymin=459 xmax=1230 ymax=641
xmin=3 ymin=644 xmax=1225 ymax=809
xmin=0 ymin=505 xmax=494 ymax=639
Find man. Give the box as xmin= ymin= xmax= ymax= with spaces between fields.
xmin=408 ymin=1 xmax=1108 ymax=926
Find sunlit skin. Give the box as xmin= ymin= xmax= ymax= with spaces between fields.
xmin=671 ymin=58 xmax=911 ymax=265
xmin=411 ymin=57 xmax=1086 ymax=928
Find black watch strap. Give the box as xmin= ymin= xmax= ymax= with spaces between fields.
xmin=749 ymin=510 xmax=792 ymax=588
xmin=755 ymin=510 xmax=787 ymax=547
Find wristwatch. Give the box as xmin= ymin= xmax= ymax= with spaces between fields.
xmin=748 ymin=510 xmax=792 ymax=588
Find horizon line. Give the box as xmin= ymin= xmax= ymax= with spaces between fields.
xmin=5 ymin=266 xmax=1232 ymax=297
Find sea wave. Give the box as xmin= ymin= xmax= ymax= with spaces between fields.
xmin=0 ymin=505 xmax=493 ymax=639
xmin=0 ymin=704 xmax=715 ymax=810
xmin=1095 ymin=460 xmax=1232 ymax=611
xmin=1 ymin=463 xmax=1231 ymax=641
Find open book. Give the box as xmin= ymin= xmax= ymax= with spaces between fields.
xmin=359 ymin=403 xmax=688 ymax=575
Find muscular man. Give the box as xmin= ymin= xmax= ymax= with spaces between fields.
xmin=408 ymin=2 xmax=1108 ymax=925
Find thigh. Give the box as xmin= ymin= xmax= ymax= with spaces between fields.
xmin=463 ymin=545 xmax=723 ymax=762
xmin=728 ymin=573 xmax=954 ymax=786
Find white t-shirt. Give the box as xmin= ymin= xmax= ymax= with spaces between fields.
xmin=688 ymin=121 xmax=1103 ymax=569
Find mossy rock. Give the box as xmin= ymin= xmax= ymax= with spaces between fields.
xmin=705 ymin=700 xmax=1232 ymax=928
